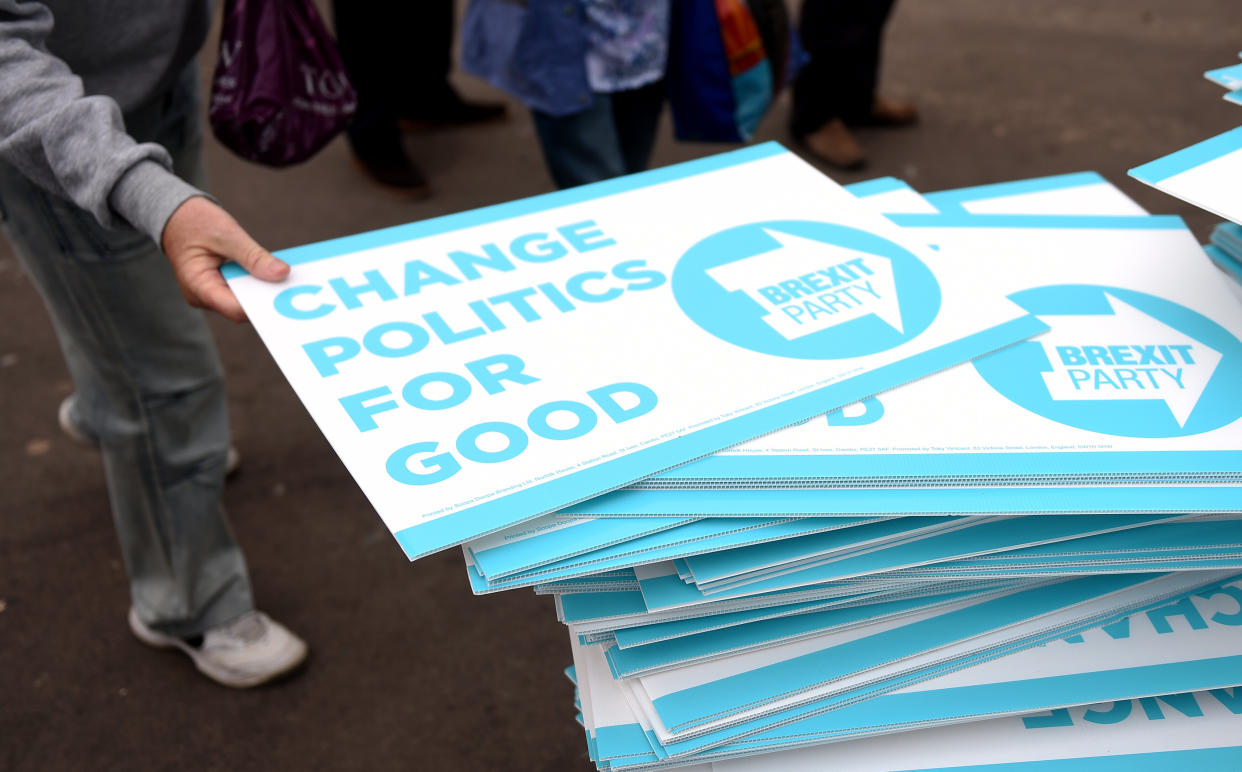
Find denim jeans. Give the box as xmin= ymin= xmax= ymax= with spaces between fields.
xmin=531 ymin=79 xmax=666 ymax=189
xmin=0 ymin=64 xmax=254 ymax=638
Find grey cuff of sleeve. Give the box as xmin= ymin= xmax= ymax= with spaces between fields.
xmin=107 ymin=159 xmax=208 ymax=247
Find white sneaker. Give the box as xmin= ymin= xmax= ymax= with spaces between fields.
xmin=59 ymin=394 xmax=242 ymax=476
xmin=57 ymin=394 xmax=97 ymax=445
xmin=128 ymin=607 xmax=308 ymax=688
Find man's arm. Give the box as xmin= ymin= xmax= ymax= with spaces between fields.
xmin=0 ymin=1 xmax=288 ymax=320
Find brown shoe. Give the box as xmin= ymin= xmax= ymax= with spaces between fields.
xmin=866 ymin=96 xmax=919 ymax=127
xmin=800 ymin=118 xmax=866 ymax=170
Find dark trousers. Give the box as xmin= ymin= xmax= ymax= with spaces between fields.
xmin=331 ymin=0 xmax=456 ymax=151
xmin=791 ymin=0 xmax=897 ymax=138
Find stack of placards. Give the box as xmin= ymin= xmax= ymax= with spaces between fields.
xmin=466 ymin=171 xmax=1242 ymax=769
xmin=1129 ymin=50 xmax=1242 ymax=224
xmin=225 ymin=148 xmax=1242 ymax=769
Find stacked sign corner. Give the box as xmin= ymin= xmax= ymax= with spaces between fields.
xmin=1129 ymin=51 xmax=1242 ymax=226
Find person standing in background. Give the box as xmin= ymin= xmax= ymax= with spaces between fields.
xmin=332 ymin=0 xmax=507 ymax=196
xmin=0 ymin=0 xmax=306 ymax=687
xmin=461 ymin=0 xmax=670 ymax=190
xmin=791 ymin=0 xmax=917 ymax=170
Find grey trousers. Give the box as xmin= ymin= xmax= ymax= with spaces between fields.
xmin=0 ymin=65 xmax=254 ymax=638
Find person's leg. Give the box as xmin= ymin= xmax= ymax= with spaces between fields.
xmin=531 ymin=96 xmax=627 ymax=189
xmin=389 ymin=0 xmax=506 ymax=124
xmin=405 ymin=0 xmax=455 ymax=107
xmin=840 ymin=0 xmax=914 ymax=126
xmin=0 ymin=65 xmax=253 ymax=639
xmin=332 ymin=0 xmax=502 ymax=128
xmin=791 ymin=0 xmax=899 ymax=168
xmin=331 ymin=0 xmax=430 ymax=193
xmin=792 ymin=0 xmax=897 ymax=135
xmin=609 ymin=80 xmax=666 ymax=176
xmin=331 ymin=0 xmax=399 ymax=136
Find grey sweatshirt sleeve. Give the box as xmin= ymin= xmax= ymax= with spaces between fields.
xmin=0 ymin=0 xmax=204 ymax=246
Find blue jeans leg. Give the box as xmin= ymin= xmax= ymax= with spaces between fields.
xmin=532 ymin=94 xmax=627 ymax=189
xmin=531 ymin=81 xmax=665 ymax=189
xmin=0 ymin=65 xmax=254 ymax=638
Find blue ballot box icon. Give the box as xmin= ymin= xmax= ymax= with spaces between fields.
xmin=974 ymin=284 xmax=1242 ymax=437
xmin=671 ymin=220 xmax=941 ymax=359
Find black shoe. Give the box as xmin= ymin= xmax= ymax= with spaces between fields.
xmin=401 ymin=90 xmax=507 ymax=130
xmin=349 ymin=142 xmax=431 ymax=198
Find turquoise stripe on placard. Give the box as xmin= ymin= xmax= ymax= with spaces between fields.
xmin=568 ymin=485 xmax=1242 ymax=516
xmin=845 ymin=177 xmax=913 ymax=197
xmin=651 ymin=574 xmax=1153 ymax=731
xmin=221 ymin=142 xmax=789 ymax=278
xmin=497 ymin=517 xmax=883 ymax=591
xmin=963 ymin=547 xmax=1242 ymax=565
xmin=667 ymin=576 xmax=1242 ymax=758
xmin=690 ymin=515 xmax=1177 ymax=590
xmin=653 ymin=450 xmax=1242 ymax=480
xmin=395 ymin=313 xmax=1047 ymax=559
xmin=700 ymin=518 xmax=1176 ymax=597
xmin=904 ymin=747 xmax=1242 ymax=771
xmin=539 ymin=569 xmax=637 ymax=590
xmin=504 ymin=517 xmax=797 ymax=581
xmin=464 ymin=563 xmax=489 ymax=593
xmin=887 ymin=213 xmax=1186 ymax=230
xmin=925 ymin=172 xmax=1107 ymax=212
xmin=612 ymin=596 xmax=848 ymax=648
xmin=961 ymin=548 xmax=1242 ymax=564
xmin=638 ymin=570 xmax=892 ymax=613
xmin=974 ymin=519 xmax=1242 ymax=556
xmin=594 ymin=723 xmax=657 ymax=762
xmin=606 ymin=585 xmax=997 ymax=677
xmin=473 ymin=516 xmax=694 ymax=579
xmin=559 ymin=590 xmax=648 ymax=623
xmin=663 ymin=630 xmax=1242 ymax=758
xmin=684 ymin=516 xmax=961 ymax=583
xmin=905 ymin=557 xmax=1242 ymax=576
xmin=759 ymin=655 xmax=1242 ymax=747
xmin=1129 ymin=126 xmax=1242 ymax=184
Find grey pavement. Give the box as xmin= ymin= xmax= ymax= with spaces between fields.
xmin=2 ymin=2 xmax=1241 ymax=770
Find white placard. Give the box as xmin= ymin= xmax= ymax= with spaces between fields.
xmin=650 ymin=214 xmax=1242 ymax=486
xmin=226 ymin=144 xmax=1040 ymax=558
xmin=1130 ymin=126 xmax=1242 ymax=226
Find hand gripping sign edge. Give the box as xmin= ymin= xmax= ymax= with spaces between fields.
xmin=670 ymin=220 xmax=942 ymax=360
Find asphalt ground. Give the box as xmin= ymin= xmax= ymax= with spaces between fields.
xmin=3 ymin=2 xmax=1241 ymax=770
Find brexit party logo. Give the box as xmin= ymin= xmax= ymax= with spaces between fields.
xmin=973 ymin=285 xmax=1242 ymax=437
xmin=671 ymin=221 xmax=940 ymax=359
